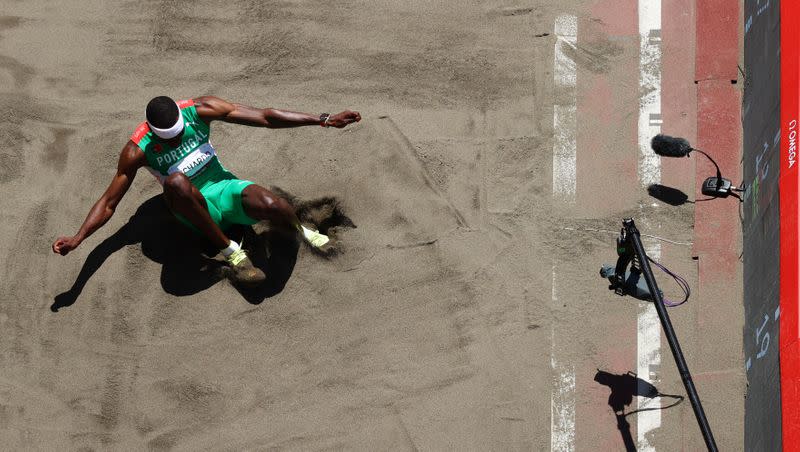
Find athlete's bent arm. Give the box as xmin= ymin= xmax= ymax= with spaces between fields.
xmin=193 ymin=96 xmax=361 ymax=129
xmin=52 ymin=141 xmax=143 ymax=256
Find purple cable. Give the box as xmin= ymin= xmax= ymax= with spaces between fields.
xmin=648 ymin=258 xmax=691 ymax=307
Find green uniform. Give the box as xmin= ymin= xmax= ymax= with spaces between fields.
xmin=131 ymin=99 xmax=258 ymax=231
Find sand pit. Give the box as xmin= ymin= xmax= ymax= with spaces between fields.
xmin=4 ymin=117 xmax=543 ymax=449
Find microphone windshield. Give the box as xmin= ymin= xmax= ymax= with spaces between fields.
xmin=651 ymin=134 xmax=692 ymax=157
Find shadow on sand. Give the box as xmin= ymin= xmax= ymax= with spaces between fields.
xmin=52 ymin=191 xmax=353 ymax=311
xmin=594 ymin=369 xmax=684 ymax=451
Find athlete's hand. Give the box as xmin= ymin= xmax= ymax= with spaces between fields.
xmin=328 ymin=110 xmax=361 ymax=128
xmin=52 ymin=236 xmax=81 ymax=256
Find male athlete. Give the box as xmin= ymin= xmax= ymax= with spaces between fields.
xmin=52 ymin=96 xmax=361 ymax=286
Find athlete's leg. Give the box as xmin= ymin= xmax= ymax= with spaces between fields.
xmin=240 ymin=184 xmax=330 ymax=248
xmin=163 ymin=174 xmax=265 ymax=286
xmin=162 ymin=173 xmax=230 ymax=249
xmin=240 ymin=184 xmax=302 ymax=231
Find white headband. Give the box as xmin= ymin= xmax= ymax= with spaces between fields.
xmin=147 ymin=105 xmax=185 ymax=139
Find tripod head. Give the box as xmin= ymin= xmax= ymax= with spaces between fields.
xmin=599 ymin=219 xmax=661 ymax=301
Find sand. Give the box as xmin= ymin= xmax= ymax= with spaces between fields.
xmin=0 ymin=0 xmax=742 ymax=450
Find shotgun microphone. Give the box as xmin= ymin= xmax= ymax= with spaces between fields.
xmin=650 ymin=134 xmax=692 ymax=158
xmin=649 ymin=134 xmax=743 ymax=201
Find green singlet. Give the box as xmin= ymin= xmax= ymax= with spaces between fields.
xmin=130 ymin=99 xmax=258 ymax=232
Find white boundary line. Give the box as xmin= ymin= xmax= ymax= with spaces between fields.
xmin=638 ymin=243 xmax=662 ymax=451
xmin=638 ymin=0 xmax=662 ymax=187
xmin=551 ymin=264 xmax=576 ymax=452
xmin=553 ymin=14 xmax=578 ymax=204
xmin=551 ymin=15 xmax=578 ymax=451
xmin=637 ymin=0 xmax=663 ymax=450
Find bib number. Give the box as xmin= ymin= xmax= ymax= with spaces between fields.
xmin=169 ymin=142 xmax=216 ymax=178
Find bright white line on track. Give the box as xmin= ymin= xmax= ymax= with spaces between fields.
xmin=638 ymin=243 xmax=662 ymax=451
xmin=551 ymin=14 xmax=578 ymax=452
xmin=551 ymin=264 xmax=576 ymax=452
xmin=637 ymin=0 xmax=662 ymax=449
xmin=553 ymin=14 xmax=578 ymax=204
xmin=638 ymin=2 xmax=662 ymax=187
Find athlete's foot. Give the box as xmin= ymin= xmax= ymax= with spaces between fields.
xmin=226 ymin=249 xmax=266 ymax=286
xmin=300 ymin=225 xmax=330 ymax=248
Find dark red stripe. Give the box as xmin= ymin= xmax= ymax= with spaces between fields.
xmin=695 ymin=0 xmax=739 ymax=81
xmin=693 ymin=4 xmax=742 ymax=448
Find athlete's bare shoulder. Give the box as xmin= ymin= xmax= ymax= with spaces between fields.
xmin=119 ymin=139 xmax=147 ymax=172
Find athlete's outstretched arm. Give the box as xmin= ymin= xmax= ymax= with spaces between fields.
xmin=193 ymin=95 xmax=361 ymax=129
xmin=52 ymin=141 xmax=144 ymax=256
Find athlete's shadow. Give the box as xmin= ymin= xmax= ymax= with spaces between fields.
xmin=51 ymin=195 xmax=300 ymax=311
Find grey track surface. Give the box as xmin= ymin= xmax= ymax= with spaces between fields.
xmin=0 ymin=1 xmax=743 ymax=450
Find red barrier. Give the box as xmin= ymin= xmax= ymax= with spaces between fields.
xmin=780 ymin=0 xmax=800 ymax=447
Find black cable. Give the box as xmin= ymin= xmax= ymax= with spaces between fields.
xmin=624 ymin=393 xmax=685 ymax=418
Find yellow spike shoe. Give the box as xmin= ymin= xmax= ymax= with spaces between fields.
xmin=301 ymin=225 xmax=330 ymax=248
xmin=226 ymin=249 xmax=266 ymax=286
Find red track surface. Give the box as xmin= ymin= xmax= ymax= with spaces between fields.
xmin=695 ymin=0 xmax=739 ymax=83
xmin=694 ymin=0 xmax=742 ymax=448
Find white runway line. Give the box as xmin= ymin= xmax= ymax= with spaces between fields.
xmin=638 ymin=243 xmax=663 ymax=451
xmin=637 ymin=0 xmax=662 ymax=449
xmin=550 ymin=264 xmax=576 ymax=452
xmin=550 ymin=14 xmax=578 ymax=451
xmin=552 ymin=14 xmax=578 ymax=204
xmin=638 ymin=1 xmax=662 ymax=187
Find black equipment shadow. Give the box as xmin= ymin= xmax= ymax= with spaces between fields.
xmin=594 ymin=369 xmax=685 ymax=452
xmin=52 ymin=195 xmax=299 ymax=311
xmin=647 ymin=184 xmax=692 ymax=206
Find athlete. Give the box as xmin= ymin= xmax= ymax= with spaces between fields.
xmin=51 ymin=96 xmax=361 ymax=286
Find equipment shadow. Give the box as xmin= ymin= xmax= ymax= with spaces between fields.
xmin=52 ymin=195 xmax=302 ymax=311
xmin=647 ymin=184 xmax=692 ymax=206
xmin=594 ymin=369 xmax=684 ymax=451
